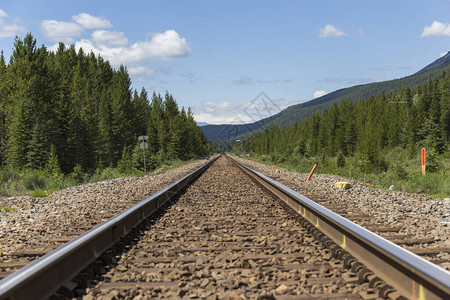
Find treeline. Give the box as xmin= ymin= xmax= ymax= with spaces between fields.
xmin=0 ymin=33 xmax=209 ymax=175
xmin=239 ymin=72 xmax=450 ymax=172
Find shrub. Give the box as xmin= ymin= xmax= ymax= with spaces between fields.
xmin=68 ymin=164 xmax=86 ymax=184
xmin=426 ymin=150 xmax=440 ymax=172
xmin=20 ymin=169 xmax=48 ymax=190
xmin=392 ymin=162 xmax=409 ymax=180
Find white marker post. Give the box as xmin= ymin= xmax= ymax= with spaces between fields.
xmin=139 ymin=135 xmax=148 ymax=175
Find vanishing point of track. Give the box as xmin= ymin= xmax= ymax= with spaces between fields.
xmin=0 ymin=155 xmax=449 ymax=299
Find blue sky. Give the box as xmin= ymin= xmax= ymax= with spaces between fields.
xmin=0 ymin=0 xmax=449 ymax=124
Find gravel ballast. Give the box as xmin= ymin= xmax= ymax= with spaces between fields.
xmin=232 ymin=155 xmax=450 ymax=271
xmin=0 ymin=159 xmax=208 ymax=261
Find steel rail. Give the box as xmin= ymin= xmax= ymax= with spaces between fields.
xmin=0 ymin=156 xmax=218 ymax=300
xmin=229 ymin=155 xmax=450 ymax=300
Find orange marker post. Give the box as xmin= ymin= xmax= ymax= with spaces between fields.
xmin=421 ymin=148 xmax=426 ymax=176
xmin=306 ymin=164 xmax=318 ymax=181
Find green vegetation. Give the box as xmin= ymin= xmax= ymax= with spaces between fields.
xmin=0 ymin=33 xmax=212 ymax=195
xmin=270 ymin=58 xmax=450 ymax=129
xmin=1 ymin=157 xmax=198 ymax=196
xmin=30 ymin=189 xmax=49 ymax=198
xmin=0 ymin=206 xmax=14 ymax=212
xmin=235 ymin=73 xmax=450 ymax=196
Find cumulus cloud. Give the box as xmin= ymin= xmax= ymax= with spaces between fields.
xmin=47 ymin=29 xmax=190 ymax=69
xmin=91 ymin=30 xmax=128 ymax=47
xmin=40 ymin=20 xmax=83 ymax=43
xmin=72 ymin=13 xmax=112 ymax=29
xmin=71 ymin=29 xmax=191 ymax=67
xmin=0 ymin=9 xmax=26 ymax=38
xmin=313 ymin=90 xmax=327 ymax=98
xmin=420 ymin=21 xmax=450 ymax=37
xmin=42 ymin=14 xmax=191 ymax=81
xmin=318 ymin=24 xmax=346 ymax=38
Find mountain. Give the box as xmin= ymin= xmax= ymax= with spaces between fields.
xmin=196 ymin=122 xmax=209 ymax=127
xmin=202 ymin=52 xmax=450 ymax=143
xmin=417 ymin=52 xmax=450 ymax=74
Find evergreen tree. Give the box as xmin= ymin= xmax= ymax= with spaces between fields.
xmin=110 ymin=65 xmax=133 ymax=163
xmin=0 ymin=33 xmax=209 ymax=173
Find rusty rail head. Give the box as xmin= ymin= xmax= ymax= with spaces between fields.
xmin=0 ymin=156 xmax=219 ymax=300
xmin=228 ymin=155 xmax=450 ymax=300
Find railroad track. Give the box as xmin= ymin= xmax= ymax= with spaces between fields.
xmin=232 ymin=157 xmax=450 ymax=271
xmin=0 ymin=155 xmax=449 ymax=299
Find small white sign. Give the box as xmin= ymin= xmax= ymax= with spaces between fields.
xmin=138 ymin=135 xmax=148 ymax=141
xmin=140 ymin=141 xmax=148 ymax=149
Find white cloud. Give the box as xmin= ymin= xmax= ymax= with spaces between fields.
xmin=438 ymin=51 xmax=448 ymax=59
xmin=0 ymin=9 xmax=26 ymax=38
xmin=318 ymin=24 xmax=346 ymax=38
xmin=91 ymin=30 xmax=128 ymax=47
xmin=42 ymin=14 xmax=191 ymax=82
xmin=194 ymin=112 xmax=253 ymax=125
xmin=313 ymin=90 xmax=327 ymax=98
xmin=40 ymin=20 xmax=83 ymax=43
xmin=0 ymin=9 xmax=7 ymax=18
xmin=203 ymin=101 xmax=236 ymax=113
xmin=142 ymin=30 xmax=191 ymax=61
xmin=128 ymin=66 xmax=155 ymax=76
xmin=72 ymin=13 xmax=112 ymax=29
xmin=194 ymin=95 xmax=289 ymax=125
xmin=420 ymin=21 xmax=450 ymax=37
xmin=73 ymin=29 xmax=191 ymax=67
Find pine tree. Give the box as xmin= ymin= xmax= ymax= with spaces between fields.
xmin=26 ymin=122 xmax=48 ymax=169
xmin=46 ymin=144 xmax=62 ymax=180
xmin=439 ymin=72 xmax=450 ymax=143
xmin=109 ymin=65 xmax=133 ymax=164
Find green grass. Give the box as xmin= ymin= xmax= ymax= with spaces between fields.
xmin=0 ymin=206 xmax=15 ymax=212
xmin=0 ymin=158 xmax=202 ymax=197
xmin=30 ymin=189 xmax=49 ymax=198
xmin=235 ymin=148 xmax=450 ymax=197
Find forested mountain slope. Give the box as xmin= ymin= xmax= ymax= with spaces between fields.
xmin=202 ymin=51 xmax=450 ymax=142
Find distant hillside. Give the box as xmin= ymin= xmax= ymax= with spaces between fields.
xmin=203 ymin=51 xmax=450 ymax=143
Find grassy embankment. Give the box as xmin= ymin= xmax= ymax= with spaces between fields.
xmin=234 ymin=148 xmax=450 ymax=198
xmin=0 ymin=159 xmax=198 ymax=199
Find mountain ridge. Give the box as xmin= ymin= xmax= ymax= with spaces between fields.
xmin=202 ymin=52 xmax=450 ymax=143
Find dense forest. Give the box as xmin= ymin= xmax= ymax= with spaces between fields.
xmin=237 ymin=73 xmax=450 ymax=174
xmin=0 ymin=33 xmax=209 ymax=176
